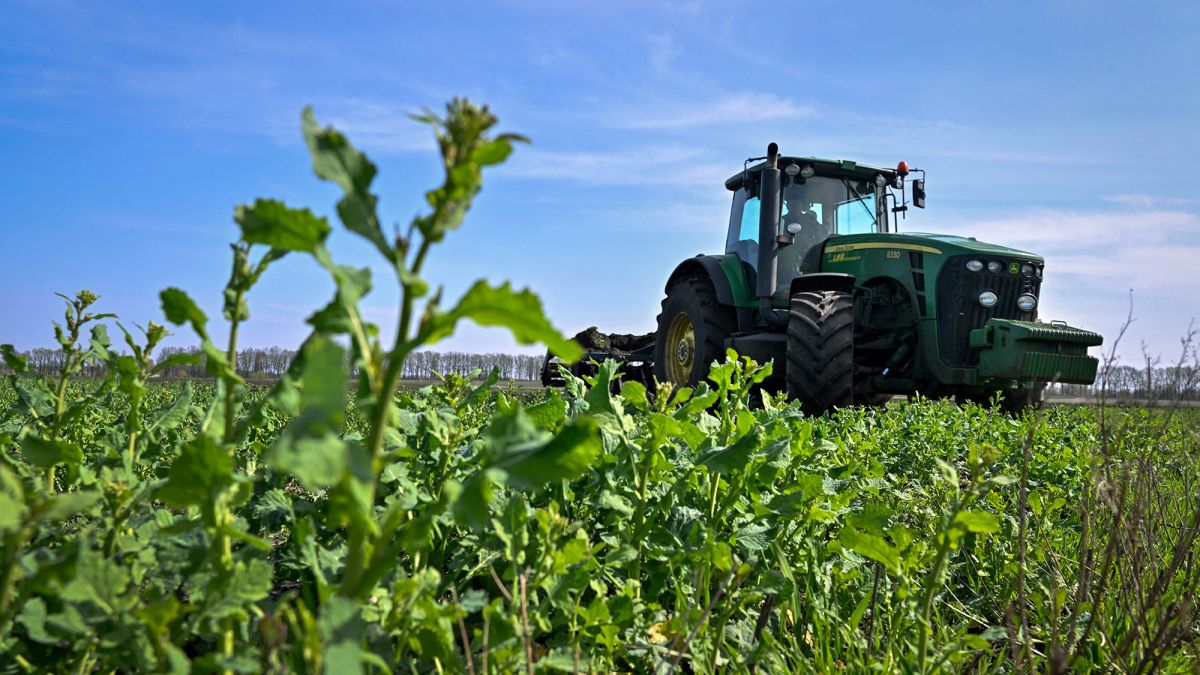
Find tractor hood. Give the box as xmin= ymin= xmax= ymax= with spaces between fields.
xmin=826 ymin=232 xmax=1042 ymax=262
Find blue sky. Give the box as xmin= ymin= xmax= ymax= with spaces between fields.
xmin=2 ymin=0 xmax=1198 ymax=365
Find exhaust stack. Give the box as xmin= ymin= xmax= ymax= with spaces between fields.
xmin=756 ymin=143 xmax=787 ymax=327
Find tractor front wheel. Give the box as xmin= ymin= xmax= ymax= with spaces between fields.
xmin=999 ymin=384 xmax=1046 ymax=416
xmin=654 ymin=277 xmax=736 ymax=387
xmin=960 ymin=384 xmax=1046 ymax=416
xmin=786 ymin=290 xmax=855 ymax=416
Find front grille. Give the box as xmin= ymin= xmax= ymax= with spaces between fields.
xmin=936 ymin=256 xmax=1040 ymax=367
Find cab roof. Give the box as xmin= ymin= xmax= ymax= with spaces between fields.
xmin=724 ymin=155 xmax=900 ymax=192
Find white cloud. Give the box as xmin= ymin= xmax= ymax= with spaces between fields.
xmin=941 ymin=207 xmax=1198 ymax=252
xmin=316 ymin=99 xmax=436 ymax=155
xmin=503 ymin=144 xmax=729 ymax=189
xmin=1101 ymin=193 xmax=1200 ymax=208
xmin=949 ymin=210 xmax=1199 ymax=287
xmin=648 ymin=33 xmax=682 ymax=74
xmin=610 ymin=92 xmax=813 ymax=130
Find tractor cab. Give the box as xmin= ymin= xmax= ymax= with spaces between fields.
xmin=723 ymin=156 xmax=913 ymax=298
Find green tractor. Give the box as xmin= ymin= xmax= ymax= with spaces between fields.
xmin=649 ymin=143 xmax=1102 ymax=414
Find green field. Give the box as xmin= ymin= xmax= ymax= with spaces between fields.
xmin=2 ymin=371 xmax=1198 ymax=673
xmin=2 ymin=99 xmax=1198 ymax=673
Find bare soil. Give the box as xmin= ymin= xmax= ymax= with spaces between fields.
xmin=571 ymin=326 xmax=655 ymax=355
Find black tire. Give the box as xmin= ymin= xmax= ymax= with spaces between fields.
xmin=786 ymin=290 xmax=854 ymax=416
xmin=863 ymin=393 xmax=894 ymax=408
xmin=998 ymin=383 xmax=1046 ymax=416
xmin=959 ymin=384 xmax=1045 ymax=416
xmin=653 ymin=277 xmax=737 ymax=387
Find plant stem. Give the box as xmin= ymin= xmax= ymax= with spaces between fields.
xmin=916 ymin=501 xmax=960 ymax=674
xmin=47 ymin=350 xmax=79 ymax=493
xmin=223 ymin=293 xmax=244 ymax=446
xmin=341 ymin=239 xmax=431 ymax=598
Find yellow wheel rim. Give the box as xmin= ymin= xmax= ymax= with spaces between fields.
xmin=664 ymin=311 xmax=695 ymax=384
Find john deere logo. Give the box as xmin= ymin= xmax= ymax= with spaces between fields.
xmin=827 ymin=252 xmax=861 ymax=263
xmin=1008 ymin=262 xmax=1020 ymax=274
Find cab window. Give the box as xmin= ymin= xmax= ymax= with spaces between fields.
xmin=725 ymin=188 xmax=763 ymax=270
xmin=835 ymin=197 xmax=877 ymax=235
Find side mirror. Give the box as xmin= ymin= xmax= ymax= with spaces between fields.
xmin=912 ymin=179 xmax=926 ymax=209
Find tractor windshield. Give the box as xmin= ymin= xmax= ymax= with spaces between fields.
xmin=782 ymin=177 xmax=880 ymax=237
xmin=724 ymin=175 xmax=883 ymax=289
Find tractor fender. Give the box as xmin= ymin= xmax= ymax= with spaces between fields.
xmin=789 ymin=272 xmax=856 ymax=296
xmin=665 ymin=256 xmax=737 ymax=306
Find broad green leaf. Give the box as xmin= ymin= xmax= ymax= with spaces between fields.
xmin=848 ymin=585 xmax=874 ymax=629
xmin=1 ymin=344 xmax=28 ymax=373
xmin=454 ymin=470 xmax=503 ymax=532
xmin=847 ymin=503 xmax=894 ymax=535
xmin=235 ymin=198 xmax=330 ymax=253
xmin=767 ymin=473 xmax=826 ymax=516
xmin=336 ymin=195 xmax=387 ymax=260
xmin=300 ymin=108 xmax=390 ymax=260
xmin=954 ymin=510 xmax=1000 ymax=534
xmin=418 ymin=280 xmax=583 ymax=362
xmin=462 ymin=366 xmax=500 ymax=409
xmin=598 ymin=490 xmax=634 ymax=516
xmin=735 ymin=521 xmax=773 ymax=552
xmin=266 ymin=337 xmax=349 ymax=490
xmin=20 ymin=436 xmax=84 ymax=469
xmin=136 ymin=597 xmax=181 ymax=634
xmin=492 ymin=417 xmax=601 ymax=491
xmin=38 ymin=491 xmax=100 ymax=523
xmin=202 ymin=342 xmax=243 ymax=385
xmin=302 ymin=108 xmax=376 ymax=194
xmin=151 ymin=351 xmax=203 ymax=374
xmin=620 ymin=380 xmax=649 ymax=411
xmin=583 ymin=360 xmax=622 ymax=417
xmin=469 ymin=138 xmax=515 ymax=166
xmin=0 ymin=492 xmax=24 ymax=532
xmin=308 ymin=248 xmax=374 ymax=335
xmin=158 ymin=435 xmax=233 ymax=508
xmin=698 ymin=429 xmax=761 ymax=475
xmin=525 ymin=389 xmax=567 ymax=430
xmin=17 ymin=598 xmax=56 ymax=645
xmin=319 ymin=596 xmax=368 ymax=675
xmin=159 ymin=287 xmax=209 ymax=340
xmin=839 ymin=527 xmax=901 ymax=574
xmin=552 ymin=536 xmax=590 ymax=572
xmin=195 ymin=559 xmax=273 ymax=625
xmin=60 ymin=545 xmax=133 ymax=615
xmin=147 ymin=382 xmax=194 ymax=434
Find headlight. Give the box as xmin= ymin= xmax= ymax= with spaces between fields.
xmin=979 ymin=291 xmax=998 ymax=308
xmin=800 ymin=164 xmax=815 ymax=178
xmin=1017 ymin=294 xmax=1037 ymax=311
xmin=987 ymin=261 xmax=1003 ymax=273
xmin=965 ymin=259 xmax=984 ymax=272
xmin=1021 ymin=264 xmax=1034 ymax=277
xmin=1036 ymin=266 xmax=1043 ymax=279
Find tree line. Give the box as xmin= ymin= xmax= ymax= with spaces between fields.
xmin=1062 ymin=362 xmax=1200 ymax=401
xmin=3 ymin=346 xmax=1197 ymax=399
xmin=2 ymin=346 xmax=547 ymax=382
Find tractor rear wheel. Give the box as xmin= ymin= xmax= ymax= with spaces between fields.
xmin=654 ymin=277 xmax=736 ymax=387
xmin=787 ymin=290 xmax=855 ymax=416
